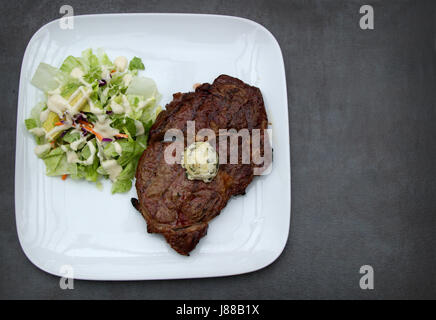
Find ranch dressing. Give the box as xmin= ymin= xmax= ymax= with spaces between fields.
xmin=113 ymin=56 xmax=128 ymax=72
xmin=93 ymin=115 xmax=119 ymax=139
xmin=101 ymin=159 xmax=122 ymax=181
xmin=113 ymin=141 xmax=122 ymax=155
xmin=70 ymin=67 xmax=84 ymax=79
xmin=34 ymin=143 xmax=51 ymax=157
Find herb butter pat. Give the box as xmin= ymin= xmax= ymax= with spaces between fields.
xmin=181 ymin=142 xmax=219 ymax=183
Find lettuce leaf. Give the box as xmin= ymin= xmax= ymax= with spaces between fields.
xmin=25 ymin=119 xmax=37 ymax=130
xmin=111 ymin=179 xmax=132 ymax=194
xmin=43 ymin=148 xmax=76 ymax=176
xmin=82 ymin=49 xmax=101 ymax=83
xmin=111 ymin=116 xmax=136 ymax=137
xmin=31 ymin=63 xmax=64 ymax=93
xmin=62 ymin=130 xmax=80 ymax=143
xmin=128 ymin=57 xmax=145 ymax=71
xmin=97 ymin=48 xmax=112 ymax=66
xmin=111 ymin=161 xmax=136 ymax=194
xmin=126 ymin=76 xmax=158 ymax=98
xmin=59 ymin=56 xmax=86 ymax=74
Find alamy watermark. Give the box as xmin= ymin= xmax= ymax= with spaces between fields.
xmin=359 ymin=5 xmax=374 ymax=30
xmin=359 ymin=265 xmax=374 ymax=290
xmin=59 ymin=264 xmax=74 ymax=290
xmin=163 ymin=121 xmax=273 ymax=176
xmin=59 ymin=5 xmax=74 ymax=30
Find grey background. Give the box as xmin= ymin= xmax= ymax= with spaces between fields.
xmin=1 ymin=0 xmax=435 ymax=299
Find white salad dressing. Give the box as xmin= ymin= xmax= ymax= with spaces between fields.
xmin=69 ymin=87 xmax=91 ymax=113
xmin=79 ymin=77 xmax=92 ymax=88
xmin=109 ymin=95 xmax=132 ymax=115
xmin=81 ymin=141 xmax=96 ymax=165
xmin=46 ymin=86 xmax=92 ymax=118
xmin=40 ymin=108 xmax=50 ymax=123
xmin=94 ymin=115 xmax=120 ymax=139
xmin=29 ymin=127 xmax=46 ymax=137
xmin=95 ymin=140 xmax=106 ymax=163
xmin=123 ymin=74 xmax=133 ymax=86
xmin=34 ymin=143 xmax=51 ymax=157
xmin=45 ymin=84 xmax=103 ymax=116
xmin=66 ymin=151 xmax=79 ymax=163
xmin=45 ymin=111 xmax=73 ymax=141
xmin=89 ymin=100 xmax=104 ymax=115
xmin=102 ymin=87 xmax=109 ymax=96
xmin=101 ymin=159 xmax=122 ymax=182
xmin=47 ymin=88 xmax=61 ymax=96
xmin=113 ymin=56 xmax=128 ymax=72
xmin=70 ymin=67 xmax=84 ymax=79
xmin=122 ymin=95 xmax=132 ymax=114
xmin=46 ymin=123 xmax=72 ymax=141
xmin=113 ymin=141 xmax=122 ymax=155
xmin=134 ymin=120 xmax=144 ymax=136
xmin=70 ymin=137 xmax=86 ymax=151
xmin=101 ymin=66 xmax=112 ymax=81
xmin=65 ymin=141 xmax=95 ymax=165
xmin=47 ymin=94 xmax=69 ymax=116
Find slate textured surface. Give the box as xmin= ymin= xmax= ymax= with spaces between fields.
xmin=1 ymin=0 xmax=435 ymax=299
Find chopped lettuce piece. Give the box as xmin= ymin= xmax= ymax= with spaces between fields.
xmin=25 ymin=119 xmax=37 ymax=130
xmin=60 ymin=56 xmax=86 ymax=74
xmin=103 ymin=141 xmax=119 ymax=158
xmin=35 ymin=144 xmax=51 ymax=158
xmin=111 ymin=116 xmax=136 ymax=137
xmin=111 ymin=161 xmax=136 ymax=194
xmin=126 ymin=76 xmax=158 ymax=98
xmin=52 ymin=156 xmax=77 ymax=177
xmin=30 ymin=102 xmax=46 ymax=127
xmin=62 ymin=130 xmax=80 ymax=143
xmin=97 ymin=48 xmax=112 ymax=66
xmin=31 ymin=63 xmax=64 ymax=93
xmin=26 ymin=102 xmax=47 ymax=144
xmin=82 ymin=48 xmax=99 ymax=69
xmin=128 ymin=57 xmax=145 ymax=71
xmin=136 ymin=133 xmax=148 ymax=149
xmin=81 ymin=49 xmax=101 ymax=83
xmin=43 ymin=148 xmax=76 ymax=176
xmin=60 ymin=81 xmax=81 ymax=98
xmin=111 ymin=178 xmax=132 ymax=194
xmin=84 ymin=158 xmax=99 ymax=182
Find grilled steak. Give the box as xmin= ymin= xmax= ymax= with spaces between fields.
xmin=134 ymin=75 xmax=269 ymax=255
xmin=149 ymin=75 xmax=268 ymax=142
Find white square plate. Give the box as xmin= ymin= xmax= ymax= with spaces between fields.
xmin=15 ymin=13 xmax=290 ymax=280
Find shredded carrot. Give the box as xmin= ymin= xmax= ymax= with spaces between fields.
xmin=54 ymin=121 xmax=64 ymax=126
xmin=114 ymin=133 xmax=129 ymax=139
xmin=111 ymin=69 xmax=116 ymax=73
xmin=61 ymin=174 xmax=68 ymax=180
xmin=82 ymin=126 xmax=103 ymax=141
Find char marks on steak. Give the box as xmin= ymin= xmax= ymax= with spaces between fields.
xmin=134 ymin=75 xmax=269 ymax=255
xmin=149 ymin=75 xmax=268 ymax=142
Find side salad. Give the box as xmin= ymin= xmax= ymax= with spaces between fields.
xmin=25 ymin=49 xmax=161 ymax=193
